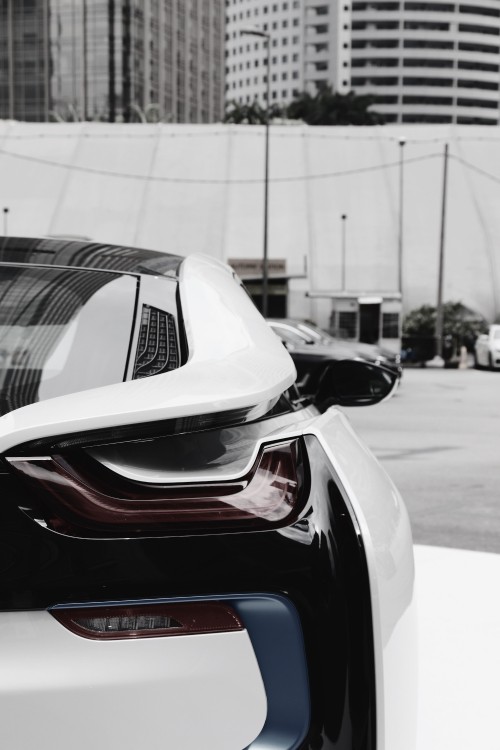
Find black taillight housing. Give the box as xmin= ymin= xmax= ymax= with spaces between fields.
xmin=6 ymin=437 xmax=307 ymax=539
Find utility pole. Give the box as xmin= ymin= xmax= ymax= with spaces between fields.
xmin=3 ymin=207 xmax=9 ymax=235
xmin=341 ymin=214 xmax=347 ymax=291
xmin=398 ymin=136 xmax=406 ymax=296
xmin=241 ymin=27 xmax=271 ymax=317
xmin=436 ymin=143 xmax=449 ymax=360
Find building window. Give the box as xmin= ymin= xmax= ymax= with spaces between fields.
xmin=382 ymin=313 xmax=400 ymax=339
xmin=405 ymin=2 xmax=453 ymax=10
xmin=338 ymin=311 xmax=357 ymax=339
xmin=457 ymin=97 xmax=499 ymax=108
xmin=459 ymin=3 xmax=500 ymax=17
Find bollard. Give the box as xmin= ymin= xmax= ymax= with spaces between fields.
xmin=458 ymin=346 xmax=468 ymax=369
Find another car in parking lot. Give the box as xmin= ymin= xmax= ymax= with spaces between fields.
xmin=268 ymin=318 xmax=402 ymax=395
xmin=474 ymin=325 xmax=500 ymax=370
xmin=0 ymin=237 xmax=416 ymax=750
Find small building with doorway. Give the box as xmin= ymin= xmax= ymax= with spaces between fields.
xmin=228 ymin=258 xmax=306 ymax=318
xmin=308 ymin=291 xmax=402 ymax=354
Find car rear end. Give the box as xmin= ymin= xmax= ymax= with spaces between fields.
xmin=0 ymin=242 xmax=416 ymax=750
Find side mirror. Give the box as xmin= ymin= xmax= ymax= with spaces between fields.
xmin=313 ymin=359 xmax=399 ymax=411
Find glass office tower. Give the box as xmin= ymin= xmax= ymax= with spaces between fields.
xmin=0 ymin=0 xmax=225 ymax=123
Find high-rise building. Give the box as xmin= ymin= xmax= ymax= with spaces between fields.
xmin=225 ymin=0 xmax=500 ymax=125
xmin=350 ymin=0 xmax=500 ymax=124
xmin=0 ymin=0 xmax=225 ymax=123
xmin=225 ymin=0 xmax=350 ymax=108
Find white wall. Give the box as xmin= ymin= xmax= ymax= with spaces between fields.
xmin=0 ymin=121 xmax=499 ymax=323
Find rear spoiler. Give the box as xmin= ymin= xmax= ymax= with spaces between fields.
xmin=0 ymin=254 xmax=296 ymax=453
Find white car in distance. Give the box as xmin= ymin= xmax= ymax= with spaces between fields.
xmin=474 ymin=325 xmax=500 ymax=370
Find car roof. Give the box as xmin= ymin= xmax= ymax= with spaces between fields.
xmin=0 ymin=236 xmax=183 ymax=278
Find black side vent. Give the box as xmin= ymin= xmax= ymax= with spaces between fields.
xmin=133 ymin=305 xmax=179 ymax=379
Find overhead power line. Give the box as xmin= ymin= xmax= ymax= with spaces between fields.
xmin=0 ymin=146 xmax=442 ymax=184
xmin=450 ymin=153 xmax=500 ymax=186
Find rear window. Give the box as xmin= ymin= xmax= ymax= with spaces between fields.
xmin=0 ymin=264 xmax=137 ymax=416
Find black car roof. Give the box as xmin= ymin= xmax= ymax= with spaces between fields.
xmin=0 ymin=237 xmax=183 ymax=278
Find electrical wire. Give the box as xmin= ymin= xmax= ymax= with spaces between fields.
xmin=450 ymin=153 xmax=500 ymax=186
xmin=0 ymin=146 xmax=442 ymax=184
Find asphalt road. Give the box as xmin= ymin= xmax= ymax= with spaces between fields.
xmin=344 ymin=365 xmax=500 ymax=554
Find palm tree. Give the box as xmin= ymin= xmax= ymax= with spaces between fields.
xmin=224 ymin=100 xmax=285 ymax=124
xmin=287 ymin=85 xmax=384 ymax=126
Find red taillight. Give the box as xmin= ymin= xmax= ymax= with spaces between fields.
xmin=51 ymin=601 xmax=243 ymax=640
xmin=7 ymin=438 xmax=305 ymax=538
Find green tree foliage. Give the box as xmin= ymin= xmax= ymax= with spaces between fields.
xmin=224 ymin=86 xmax=383 ymax=126
xmin=404 ymin=301 xmax=488 ymax=350
xmin=224 ymin=100 xmax=284 ymax=124
xmin=286 ymin=86 xmax=384 ymax=126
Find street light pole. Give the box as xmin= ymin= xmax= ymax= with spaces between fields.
xmin=341 ymin=213 xmax=347 ymax=291
xmin=398 ymin=136 xmax=406 ymax=297
xmin=241 ymin=27 xmax=271 ymax=317
xmin=3 ymin=207 xmax=9 ymax=235
xmin=436 ymin=143 xmax=449 ymax=361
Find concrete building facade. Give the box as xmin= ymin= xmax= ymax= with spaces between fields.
xmin=0 ymin=0 xmax=225 ymax=123
xmin=225 ymin=0 xmax=351 ymax=108
xmin=226 ymin=0 xmax=500 ymax=125
xmin=1 ymin=121 xmax=499 ymax=331
xmin=350 ymin=0 xmax=500 ymax=124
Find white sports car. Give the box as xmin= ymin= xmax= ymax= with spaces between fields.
xmin=0 ymin=237 xmax=416 ymax=750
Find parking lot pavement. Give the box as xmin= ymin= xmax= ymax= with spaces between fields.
xmin=344 ymin=367 xmax=500 ymax=554
xmin=415 ymin=544 xmax=500 ymax=750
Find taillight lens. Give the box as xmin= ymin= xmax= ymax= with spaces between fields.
xmin=7 ymin=438 xmax=306 ymax=538
xmin=51 ymin=601 xmax=243 ymax=640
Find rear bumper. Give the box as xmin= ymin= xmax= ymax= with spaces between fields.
xmin=0 ymin=416 xmax=416 ymax=750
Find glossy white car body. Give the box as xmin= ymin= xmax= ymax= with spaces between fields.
xmin=474 ymin=325 xmax=500 ymax=369
xmin=0 ymin=238 xmax=416 ymax=750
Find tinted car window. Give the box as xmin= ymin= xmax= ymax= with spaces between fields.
xmin=0 ymin=265 xmax=137 ymax=416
